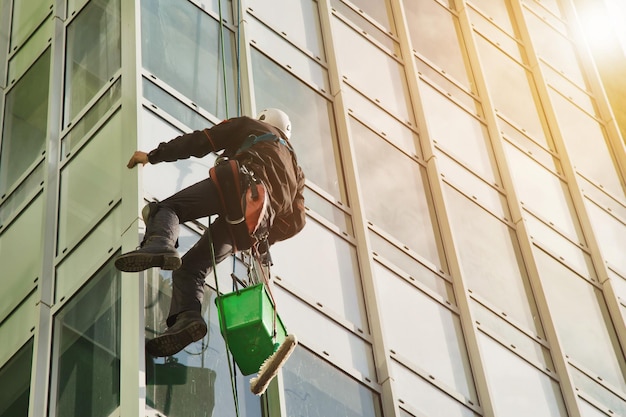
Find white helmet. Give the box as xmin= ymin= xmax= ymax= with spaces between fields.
xmin=258 ymin=108 xmax=292 ymax=140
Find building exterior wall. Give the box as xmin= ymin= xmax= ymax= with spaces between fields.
xmin=0 ymin=0 xmax=625 ymax=416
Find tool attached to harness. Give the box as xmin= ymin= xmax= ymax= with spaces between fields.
xmin=209 ymin=159 xmax=270 ymax=253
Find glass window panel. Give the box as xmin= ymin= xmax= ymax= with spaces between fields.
xmin=141 ymin=0 xmax=236 ymax=120
xmin=140 ymin=110 xmax=215 ymax=202
xmin=416 ymin=58 xmax=481 ymax=111
xmin=195 ymin=0 xmax=233 ymax=23
xmin=274 ymin=286 xmax=376 ymax=380
xmin=145 ymin=277 xmax=261 ymax=417
xmin=467 ymin=7 xmax=523 ymax=61
xmin=369 ymin=230 xmax=455 ymax=304
xmin=571 ymin=366 xmax=626 ymax=416
xmin=283 ymin=346 xmax=382 ymax=417
xmin=7 ymin=16 xmax=52 ymax=83
xmin=0 ymin=195 xmax=43 ymax=322
xmin=375 ymin=263 xmax=476 ymax=400
xmin=525 ymin=213 xmax=596 ymax=280
xmin=272 ymin=219 xmax=367 ymax=329
xmin=0 ymin=340 xmax=32 ymax=417
xmin=246 ymin=0 xmax=324 ymax=59
xmin=471 ymin=300 xmax=554 ymax=371
xmin=56 ymin=206 xmax=122 ymax=303
xmin=246 ymin=15 xmax=329 ymax=91
xmin=499 ymin=116 xmax=561 ymax=172
xmin=534 ymin=248 xmax=626 ymax=393
xmin=392 ymin=360 xmax=480 ymax=417
xmin=0 ymin=162 xmax=44 ymax=228
xmin=504 ymin=141 xmax=582 ymax=240
xmin=333 ymin=17 xmax=413 ymax=123
xmin=444 ymin=185 xmax=543 ymax=334
xmin=303 ymin=188 xmax=353 ymax=235
xmin=9 ymin=0 xmax=51 ymax=48
xmin=251 ymin=48 xmax=345 ymax=201
xmin=330 ymin=0 xmax=398 ymax=52
xmin=585 ymin=200 xmax=626 ymax=275
xmin=475 ymin=35 xmax=548 ymax=146
xmin=0 ymin=293 xmax=36 ymax=369
xmin=62 ymin=78 xmax=121 ymax=160
xmin=523 ymin=7 xmax=585 ymax=86
xmin=51 ymin=261 xmax=120 ymax=417
xmin=609 ymin=269 xmax=626 ymax=303
xmin=541 ymin=63 xmax=596 ymax=116
xmin=57 ymin=113 xmax=123 ymax=253
xmin=406 ymin=0 xmax=472 ymax=89
xmin=578 ymin=399 xmax=613 ymax=417
xmin=64 ymin=0 xmax=121 ymax=125
xmin=1 ymin=49 xmax=50 ymax=196
xmin=549 ymin=90 xmax=625 ymax=200
xmin=142 ymin=78 xmax=213 ymax=131
xmin=579 ymin=176 xmax=626 ymax=222
xmin=436 ymin=150 xmax=510 ymax=221
xmin=420 ymin=81 xmax=499 ymax=184
xmin=351 ymin=117 xmax=442 ymax=267
xmin=477 ymin=333 xmax=568 ymax=417
xmin=468 ymin=0 xmax=515 ymax=36
xmin=343 ymin=85 xmax=418 ymax=156
xmin=340 ymin=0 xmax=394 ymax=32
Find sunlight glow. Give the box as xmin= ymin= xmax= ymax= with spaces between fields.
xmin=578 ymin=0 xmax=626 ymax=55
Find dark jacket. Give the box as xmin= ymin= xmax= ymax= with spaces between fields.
xmin=147 ymin=116 xmax=306 ymax=244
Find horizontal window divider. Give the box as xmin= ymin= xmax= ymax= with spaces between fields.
xmin=531 ymin=240 xmax=601 ymax=288
xmin=567 ymin=357 xmax=626 ymax=403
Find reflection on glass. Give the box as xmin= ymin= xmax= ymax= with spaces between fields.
xmin=58 ymin=113 xmax=123 ymax=254
xmin=392 ymin=360 xmax=479 ymax=417
xmin=477 ymin=333 xmax=568 ymax=417
xmin=332 ymin=17 xmax=413 ymax=123
xmin=272 ymin=218 xmax=367 ymax=328
xmin=0 ymin=162 xmax=44 ymax=229
xmin=64 ymin=0 xmax=121 ymax=125
xmin=52 ymin=261 xmax=121 ymax=417
xmin=303 ymin=188 xmax=353 ymax=235
xmin=141 ymin=0 xmax=236 ymax=119
xmin=283 ymin=346 xmax=382 ymax=417
xmin=247 ymin=0 xmax=324 ymax=59
xmin=420 ymin=81 xmax=498 ymax=184
xmin=475 ymin=35 xmax=547 ymax=146
xmin=467 ymin=7 xmax=523 ymax=61
xmin=549 ymin=90 xmax=625 ymax=200
xmin=7 ymin=16 xmax=53 ymax=83
xmin=351 ymin=117 xmax=442 ymax=267
xmin=1 ymin=50 xmax=50 ymax=196
xmin=468 ymin=0 xmax=515 ymax=36
xmin=534 ymin=248 xmax=626 ymax=393
xmin=251 ymin=48 xmax=344 ymax=201
xmin=330 ymin=0 xmax=397 ymax=52
xmin=0 ymin=196 xmax=43 ymax=322
xmin=444 ymin=185 xmax=542 ymax=334
xmin=406 ymin=0 xmax=472 ymax=89
xmin=0 ymin=339 xmax=32 ymax=417
xmin=585 ymin=201 xmax=626 ymax=284
xmin=337 ymin=0 xmax=394 ymax=32
xmin=145 ymin=248 xmax=262 ymax=417
xmin=374 ymin=263 xmax=476 ymax=400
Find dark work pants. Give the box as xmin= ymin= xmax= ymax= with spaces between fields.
xmin=157 ymin=178 xmax=233 ymax=327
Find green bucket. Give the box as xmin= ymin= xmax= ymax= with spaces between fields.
xmin=215 ymin=283 xmax=287 ymax=375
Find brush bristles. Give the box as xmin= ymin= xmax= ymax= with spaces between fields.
xmin=250 ymin=334 xmax=298 ymax=395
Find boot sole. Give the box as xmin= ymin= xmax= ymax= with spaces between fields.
xmin=146 ymin=321 xmax=208 ymax=357
xmin=115 ymin=252 xmax=181 ymax=272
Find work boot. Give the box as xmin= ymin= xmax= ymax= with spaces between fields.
xmin=146 ymin=311 xmax=207 ymax=357
xmin=115 ymin=203 xmax=181 ymax=272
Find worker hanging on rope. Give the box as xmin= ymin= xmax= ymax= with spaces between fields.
xmin=115 ymin=109 xmax=305 ymax=361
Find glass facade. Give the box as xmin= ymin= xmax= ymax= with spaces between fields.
xmin=1 ymin=0 xmax=626 ymax=416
